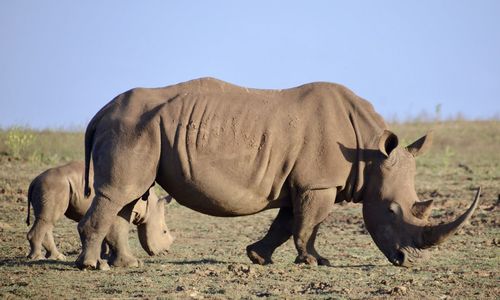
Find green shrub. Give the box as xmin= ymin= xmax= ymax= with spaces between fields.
xmin=5 ymin=127 xmax=35 ymax=159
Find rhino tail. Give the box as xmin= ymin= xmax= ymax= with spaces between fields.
xmin=26 ymin=180 xmax=34 ymax=226
xmin=84 ymin=120 xmax=95 ymax=198
xmin=84 ymin=95 xmax=121 ymax=198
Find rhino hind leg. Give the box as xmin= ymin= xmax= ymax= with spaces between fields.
xmin=76 ymin=194 xmax=125 ymax=269
xmin=105 ymin=203 xmax=142 ymax=268
xmin=246 ymin=207 xmax=293 ymax=265
xmin=77 ymin=131 xmax=160 ymax=270
xmin=292 ymin=188 xmax=335 ymax=266
xmin=27 ymin=218 xmax=53 ymax=260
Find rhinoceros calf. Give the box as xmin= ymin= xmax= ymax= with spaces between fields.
xmin=76 ymin=77 xmax=480 ymax=269
xmin=27 ymin=161 xmax=174 ymax=267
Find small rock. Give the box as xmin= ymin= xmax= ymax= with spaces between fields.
xmin=255 ymin=291 xmax=271 ymax=297
xmin=390 ymin=286 xmax=407 ymax=296
xmin=228 ymin=264 xmax=254 ymax=277
xmin=176 ymin=286 xmax=185 ymax=292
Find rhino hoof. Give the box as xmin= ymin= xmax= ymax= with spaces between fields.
xmin=97 ymin=259 xmax=110 ymax=271
xmin=47 ymin=253 xmax=66 ymax=261
xmin=294 ymin=255 xmax=318 ymax=266
xmin=317 ymin=257 xmax=331 ymax=266
xmin=246 ymin=245 xmax=273 ymax=265
xmin=75 ymin=255 xmax=98 ymax=270
xmin=110 ymin=255 xmax=142 ymax=268
xmin=27 ymin=253 xmax=46 ymax=261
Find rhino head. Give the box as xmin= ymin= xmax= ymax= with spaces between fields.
xmin=133 ymin=194 xmax=175 ymax=256
xmin=361 ymin=130 xmax=480 ymax=267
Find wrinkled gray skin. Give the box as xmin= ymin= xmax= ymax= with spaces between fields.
xmin=27 ymin=161 xmax=174 ymax=267
xmin=77 ymin=77 xmax=479 ymax=269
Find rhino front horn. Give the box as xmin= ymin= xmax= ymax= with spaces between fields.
xmin=420 ymin=187 xmax=481 ymax=248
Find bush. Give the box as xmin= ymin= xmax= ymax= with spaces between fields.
xmin=5 ymin=127 xmax=35 ymax=159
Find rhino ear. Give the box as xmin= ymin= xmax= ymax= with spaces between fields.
xmin=411 ymin=199 xmax=433 ymax=220
xmin=131 ymin=199 xmax=148 ymax=225
xmin=378 ymin=130 xmax=399 ymax=157
xmin=406 ymin=131 xmax=433 ymax=157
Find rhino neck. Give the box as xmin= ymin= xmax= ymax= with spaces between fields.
xmin=344 ymin=97 xmax=387 ymax=203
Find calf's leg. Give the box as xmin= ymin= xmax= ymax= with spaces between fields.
xmin=27 ymin=218 xmax=51 ymax=260
xmin=42 ymin=228 xmax=66 ymax=260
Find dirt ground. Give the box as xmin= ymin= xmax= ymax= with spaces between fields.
xmin=0 ymin=121 xmax=498 ymax=299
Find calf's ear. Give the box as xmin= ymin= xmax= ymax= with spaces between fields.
xmin=406 ymin=131 xmax=433 ymax=157
xmin=378 ymin=130 xmax=399 ymax=157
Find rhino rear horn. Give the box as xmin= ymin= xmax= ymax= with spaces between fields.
xmin=412 ymin=199 xmax=434 ymax=220
xmin=420 ymin=187 xmax=481 ymax=248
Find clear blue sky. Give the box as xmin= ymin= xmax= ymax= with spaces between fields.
xmin=1 ymin=1 xmax=499 ymax=129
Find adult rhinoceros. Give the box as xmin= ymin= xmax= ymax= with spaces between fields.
xmin=27 ymin=161 xmax=174 ymax=267
xmin=77 ymin=77 xmax=480 ymax=269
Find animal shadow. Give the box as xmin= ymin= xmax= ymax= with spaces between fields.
xmin=0 ymin=257 xmax=75 ymax=270
xmin=168 ymin=258 xmax=228 ymax=265
xmin=327 ymin=263 xmax=383 ymax=270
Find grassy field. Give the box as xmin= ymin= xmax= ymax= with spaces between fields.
xmin=0 ymin=121 xmax=498 ymax=299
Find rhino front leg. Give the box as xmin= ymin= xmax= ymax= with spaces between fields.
xmin=292 ymin=188 xmax=335 ymax=266
xmin=306 ymin=224 xmax=330 ymax=266
xmin=246 ymin=206 xmax=293 ymax=265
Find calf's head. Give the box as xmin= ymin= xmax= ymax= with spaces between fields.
xmin=362 ymin=130 xmax=480 ymax=267
xmin=133 ymin=194 xmax=175 ymax=256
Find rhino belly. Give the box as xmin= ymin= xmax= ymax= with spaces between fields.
xmin=157 ymin=172 xmax=286 ymax=217
xmin=65 ymin=194 xmax=93 ymax=222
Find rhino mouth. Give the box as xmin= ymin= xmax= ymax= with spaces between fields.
xmin=389 ymin=246 xmax=427 ymax=267
xmin=145 ymin=248 xmax=170 ymax=256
